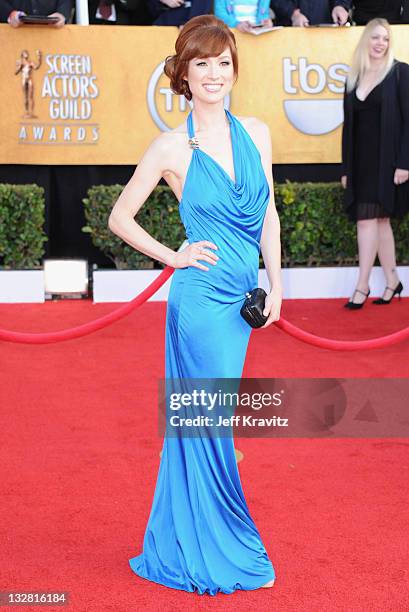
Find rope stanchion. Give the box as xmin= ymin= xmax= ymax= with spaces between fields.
xmin=0 ymin=263 xmax=408 ymax=350
xmin=0 ymin=266 xmax=174 ymax=345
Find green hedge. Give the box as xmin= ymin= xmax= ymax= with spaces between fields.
xmin=0 ymin=184 xmax=47 ymax=270
xmin=83 ymin=185 xmax=184 ymax=269
xmin=1 ymin=182 xmax=407 ymax=271
xmin=83 ymin=182 xmax=409 ymax=269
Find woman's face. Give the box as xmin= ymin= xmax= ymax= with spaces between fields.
xmin=185 ymin=46 xmax=235 ymax=103
xmin=368 ymin=25 xmax=389 ymax=60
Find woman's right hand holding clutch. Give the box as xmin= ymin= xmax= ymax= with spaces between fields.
xmin=170 ymin=241 xmax=219 ymax=271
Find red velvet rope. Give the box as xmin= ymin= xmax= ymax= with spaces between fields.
xmin=274 ymin=317 xmax=409 ymax=351
xmin=0 ymin=266 xmax=173 ymax=345
xmin=0 ymin=265 xmax=408 ymax=350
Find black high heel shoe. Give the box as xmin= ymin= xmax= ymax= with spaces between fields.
xmin=372 ymin=281 xmax=403 ymax=305
xmin=344 ymin=288 xmax=370 ymax=310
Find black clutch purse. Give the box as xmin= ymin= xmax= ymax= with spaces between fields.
xmin=240 ymin=288 xmax=268 ymax=328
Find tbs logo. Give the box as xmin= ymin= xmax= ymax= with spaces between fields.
xmin=283 ymin=57 xmax=349 ymax=135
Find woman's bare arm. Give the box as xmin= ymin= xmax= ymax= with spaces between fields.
xmin=108 ymin=134 xmax=178 ymax=266
xmin=247 ymin=118 xmax=282 ymax=325
xmin=108 ymin=133 xmax=219 ymax=270
xmin=252 ymin=121 xmax=282 ymax=292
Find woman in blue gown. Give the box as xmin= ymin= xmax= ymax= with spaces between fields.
xmin=108 ymin=14 xmax=282 ymax=595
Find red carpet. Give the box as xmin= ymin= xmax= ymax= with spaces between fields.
xmin=0 ymin=299 xmax=408 ymax=611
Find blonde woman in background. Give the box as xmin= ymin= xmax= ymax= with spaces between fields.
xmin=341 ymin=18 xmax=409 ymax=309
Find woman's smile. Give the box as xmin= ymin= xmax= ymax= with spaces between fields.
xmin=202 ymin=83 xmax=224 ymax=92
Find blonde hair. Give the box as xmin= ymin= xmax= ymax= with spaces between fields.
xmin=346 ymin=18 xmax=394 ymax=92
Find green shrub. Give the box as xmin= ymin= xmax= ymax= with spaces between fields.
xmin=83 ymin=181 xmax=409 ymax=269
xmin=2 ymin=181 xmax=407 ymax=271
xmin=276 ymin=182 xmax=359 ymax=266
xmin=82 ymin=185 xmax=186 ymax=269
xmin=0 ymin=184 xmax=47 ymax=269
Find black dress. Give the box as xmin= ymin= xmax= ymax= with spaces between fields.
xmin=342 ymin=61 xmax=409 ymax=223
xmin=352 ymin=81 xmax=389 ymax=220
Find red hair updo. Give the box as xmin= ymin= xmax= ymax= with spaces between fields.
xmin=164 ymin=15 xmax=238 ymax=102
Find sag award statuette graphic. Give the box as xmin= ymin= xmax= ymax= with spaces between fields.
xmin=15 ymin=50 xmax=42 ymax=119
xmin=15 ymin=51 xmax=100 ymax=146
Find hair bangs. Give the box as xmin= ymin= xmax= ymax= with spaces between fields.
xmin=191 ymin=28 xmax=233 ymax=60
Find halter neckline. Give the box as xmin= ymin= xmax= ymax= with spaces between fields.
xmin=186 ymin=108 xmax=237 ymax=186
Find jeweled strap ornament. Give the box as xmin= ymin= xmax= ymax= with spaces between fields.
xmin=188 ymin=136 xmax=199 ymax=149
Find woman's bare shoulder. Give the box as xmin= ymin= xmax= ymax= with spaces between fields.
xmin=153 ymin=125 xmax=185 ymax=147
xmin=144 ymin=119 xmax=190 ymax=182
xmin=235 ymin=115 xmax=271 ymax=151
xmin=140 ymin=122 xmax=187 ymax=178
xmin=236 ymin=115 xmax=269 ymax=132
xmin=151 ymin=119 xmax=189 ymax=157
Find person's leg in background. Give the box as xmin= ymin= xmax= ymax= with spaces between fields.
xmin=374 ymin=217 xmax=402 ymax=302
xmin=346 ymin=218 xmax=378 ymax=306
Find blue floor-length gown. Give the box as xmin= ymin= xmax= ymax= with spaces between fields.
xmin=129 ymin=108 xmax=276 ymax=595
